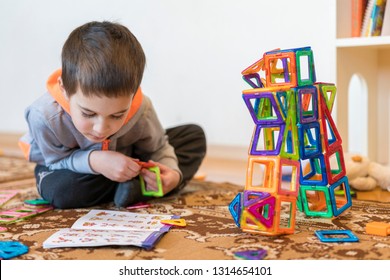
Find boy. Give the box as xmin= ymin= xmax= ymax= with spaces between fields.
xmin=19 ymin=21 xmax=206 ymax=209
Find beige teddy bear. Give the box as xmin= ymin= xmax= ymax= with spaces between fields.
xmin=345 ymin=153 xmax=390 ymax=192
xmin=368 ymin=161 xmax=390 ymax=192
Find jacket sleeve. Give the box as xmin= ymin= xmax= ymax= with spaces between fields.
xmin=25 ymin=107 xmax=97 ymax=174
xmin=132 ymin=100 xmax=182 ymax=180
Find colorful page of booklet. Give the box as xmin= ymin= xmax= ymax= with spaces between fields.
xmin=43 ymin=210 xmax=178 ymax=249
xmin=0 ymin=190 xmax=19 ymax=207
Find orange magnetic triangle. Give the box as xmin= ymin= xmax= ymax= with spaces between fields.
xmin=161 ymin=219 xmax=187 ymax=227
xmin=241 ymin=58 xmax=265 ymax=75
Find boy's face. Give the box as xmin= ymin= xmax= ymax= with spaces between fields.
xmin=67 ymin=89 xmax=132 ymax=143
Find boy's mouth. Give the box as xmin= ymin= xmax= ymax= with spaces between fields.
xmin=88 ymin=134 xmax=106 ymax=142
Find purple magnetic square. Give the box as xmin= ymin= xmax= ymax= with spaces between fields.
xmin=297 ymin=86 xmax=318 ymax=124
xmin=242 ymin=92 xmax=284 ymax=125
xmin=250 ymin=124 xmax=285 ymax=155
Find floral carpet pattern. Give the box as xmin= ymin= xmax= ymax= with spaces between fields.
xmin=0 ymin=156 xmax=36 ymax=183
xmin=0 ymin=156 xmax=390 ymax=260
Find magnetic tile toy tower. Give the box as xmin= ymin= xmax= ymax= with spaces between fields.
xmin=229 ymin=47 xmax=352 ymax=235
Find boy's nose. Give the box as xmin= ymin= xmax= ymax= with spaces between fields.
xmin=93 ymin=119 xmax=110 ymax=135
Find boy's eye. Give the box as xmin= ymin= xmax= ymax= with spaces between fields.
xmin=81 ymin=112 xmax=95 ymax=118
xmin=111 ymin=114 xmax=124 ymax=120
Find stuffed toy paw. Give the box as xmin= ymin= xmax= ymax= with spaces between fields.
xmin=348 ymin=176 xmax=378 ymax=191
xmin=368 ymin=162 xmax=390 ymax=192
xmin=345 ymin=154 xmax=378 ymax=191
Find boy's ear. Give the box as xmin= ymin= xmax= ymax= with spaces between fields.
xmin=57 ymin=77 xmax=69 ymax=100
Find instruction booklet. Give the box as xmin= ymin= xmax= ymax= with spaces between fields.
xmin=43 ymin=209 xmax=178 ymax=250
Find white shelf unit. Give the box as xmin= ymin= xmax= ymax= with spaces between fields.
xmin=336 ymin=0 xmax=390 ymax=164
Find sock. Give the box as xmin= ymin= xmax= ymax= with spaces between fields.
xmin=114 ymin=179 xmax=144 ymax=207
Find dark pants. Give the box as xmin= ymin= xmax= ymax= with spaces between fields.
xmin=35 ymin=124 xmax=206 ymax=209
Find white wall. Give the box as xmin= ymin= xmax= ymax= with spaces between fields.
xmin=0 ymin=0 xmax=335 ymax=148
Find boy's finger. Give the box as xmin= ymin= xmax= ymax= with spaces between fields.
xmin=143 ymin=176 xmax=158 ymax=191
xmin=141 ymin=168 xmax=157 ymax=179
xmin=128 ymin=161 xmax=141 ymax=173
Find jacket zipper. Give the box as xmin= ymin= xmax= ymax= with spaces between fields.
xmin=102 ymin=139 xmax=111 ymax=151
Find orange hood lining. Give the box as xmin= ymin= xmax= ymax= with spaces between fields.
xmin=46 ymin=69 xmax=143 ymax=124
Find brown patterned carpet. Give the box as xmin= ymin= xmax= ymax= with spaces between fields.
xmin=0 ymin=156 xmax=36 ymax=183
xmin=1 ymin=156 xmax=390 ymax=260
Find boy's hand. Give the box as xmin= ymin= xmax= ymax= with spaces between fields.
xmin=140 ymin=161 xmax=180 ymax=195
xmin=89 ymin=150 xmax=141 ymax=182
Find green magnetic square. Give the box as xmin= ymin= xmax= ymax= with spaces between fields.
xmin=140 ymin=166 xmax=163 ymax=197
xmin=296 ymin=50 xmax=315 ymax=86
xmin=280 ymin=91 xmax=300 ymax=160
xmin=300 ymin=185 xmax=333 ymax=218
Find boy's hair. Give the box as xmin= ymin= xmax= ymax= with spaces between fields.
xmin=61 ymin=21 xmax=145 ymax=97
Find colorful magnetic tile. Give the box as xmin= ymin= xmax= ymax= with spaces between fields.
xmin=315 ymin=230 xmax=359 ymax=243
xmin=318 ymin=94 xmax=342 ymax=151
xmin=276 ymin=91 xmax=288 ymax=118
xmin=297 ymin=86 xmax=318 ymax=124
xmin=298 ymin=122 xmax=322 ymax=159
xmin=324 ymin=146 xmax=346 ymax=185
xmin=242 ymin=92 xmax=285 ymax=125
xmin=273 ymin=196 xmax=297 ymax=234
xmin=243 ymin=73 xmax=264 ymax=89
xmin=246 ymin=156 xmax=280 ymax=193
xmin=296 ymin=49 xmax=316 ymax=86
xmin=240 ymin=209 xmax=267 ymax=232
xmin=296 ymin=191 xmax=304 ymax=212
xmin=160 ymin=218 xmax=186 ymax=227
xmin=315 ymin=83 xmax=336 ymax=113
xmin=334 ymin=189 xmax=355 ymax=197
xmin=247 ymin=195 xmax=276 ymax=228
xmin=300 ymin=155 xmax=328 ymax=186
xmin=265 ymin=46 xmax=305 ymax=55
xmin=278 ymin=158 xmax=300 ymax=196
xmin=299 ymin=185 xmax=333 ymax=218
xmin=250 ymin=124 xmax=285 ymax=156
xmin=243 ymin=191 xmax=270 ymax=207
xmin=241 ymin=57 xmax=265 ymax=76
xmin=140 ymin=166 xmax=163 ymax=197
xmin=24 ymin=198 xmax=50 ymax=206
xmin=234 ymin=249 xmax=267 ymax=260
xmin=264 ymin=51 xmax=297 ymax=87
xmin=137 ymin=161 xmax=157 ymax=168
xmin=365 ymin=222 xmax=390 ymax=236
xmin=0 ymin=241 xmax=29 ymax=260
xmin=329 ymin=176 xmax=352 ymax=217
xmin=280 ymin=105 xmax=300 ymax=160
xmin=229 ymin=193 xmax=242 ymax=227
